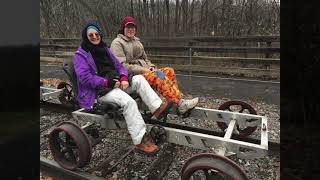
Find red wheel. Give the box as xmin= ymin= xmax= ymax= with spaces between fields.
xmin=48 ymin=121 xmax=92 ymax=170
xmin=216 ymin=101 xmax=257 ymax=137
xmin=180 ymin=153 xmax=248 ymax=180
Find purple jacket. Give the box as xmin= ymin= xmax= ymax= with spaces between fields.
xmin=73 ymin=47 xmax=128 ymax=109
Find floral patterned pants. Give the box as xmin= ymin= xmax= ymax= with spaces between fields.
xmin=143 ymin=67 xmax=182 ymax=104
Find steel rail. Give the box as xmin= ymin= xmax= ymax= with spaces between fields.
xmin=40 ymin=156 xmax=104 ymax=180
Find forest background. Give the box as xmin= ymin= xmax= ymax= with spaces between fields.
xmin=40 ymin=0 xmax=280 ymax=39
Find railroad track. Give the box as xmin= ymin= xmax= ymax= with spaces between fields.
xmin=41 ymin=143 xmax=177 ymax=180
xmin=40 ymin=101 xmax=280 ymax=180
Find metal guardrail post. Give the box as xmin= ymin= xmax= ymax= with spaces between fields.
xmin=188 ymin=41 xmax=194 ymax=92
xmin=266 ymin=41 xmax=272 ymax=58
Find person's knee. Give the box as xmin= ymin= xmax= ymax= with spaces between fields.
xmin=167 ymin=67 xmax=175 ymax=73
xmin=126 ymin=97 xmax=137 ymax=106
xmin=132 ymin=74 xmax=146 ymax=84
xmin=134 ymin=74 xmax=144 ymax=80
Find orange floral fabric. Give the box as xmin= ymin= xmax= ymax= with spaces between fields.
xmin=143 ymin=67 xmax=181 ymax=104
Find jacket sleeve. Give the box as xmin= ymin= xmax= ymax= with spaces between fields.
xmin=141 ymin=50 xmax=155 ymax=67
xmin=73 ymin=53 xmax=106 ymax=89
xmin=110 ymin=39 xmax=146 ymax=74
xmin=107 ymin=48 xmax=128 ymax=78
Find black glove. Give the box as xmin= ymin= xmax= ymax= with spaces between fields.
xmin=107 ymin=78 xmax=119 ymax=88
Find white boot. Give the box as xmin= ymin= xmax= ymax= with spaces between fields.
xmin=177 ymin=97 xmax=199 ymax=114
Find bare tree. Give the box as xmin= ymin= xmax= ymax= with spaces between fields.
xmin=130 ymin=0 xmax=135 ymax=17
xmin=40 ymin=0 xmax=52 ymax=38
xmin=189 ymin=0 xmax=195 ymax=35
xmin=165 ymin=0 xmax=170 ymax=36
xmin=150 ymin=0 xmax=156 ymax=36
xmin=175 ymin=0 xmax=180 ymax=35
xmin=40 ymin=0 xmax=280 ymax=38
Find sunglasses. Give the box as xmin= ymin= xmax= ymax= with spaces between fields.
xmin=87 ymin=32 xmax=100 ymax=38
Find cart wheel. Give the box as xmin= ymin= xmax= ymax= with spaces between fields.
xmin=180 ymin=153 xmax=248 ymax=180
xmin=149 ymin=125 xmax=167 ymax=145
xmin=48 ymin=121 xmax=92 ymax=170
xmin=216 ymin=101 xmax=257 ymax=137
xmin=57 ymin=82 xmax=75 ymax=106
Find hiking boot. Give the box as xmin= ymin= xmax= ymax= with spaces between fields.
xmin=177 ymin=97 xmax=199 ymax=114
xmin=135 ymin=133 xmax=159 ymax=154
xmin=151 ymin=101 xmax=174 ymax=120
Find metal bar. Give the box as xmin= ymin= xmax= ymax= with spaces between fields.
xmin=40 ymin=44 xmax=280 ymax=53
xmin=41 ymin=36 xmax=280 ymax=43
xmin=87 ymin=145 xmax=135 ymax=176
xmin=40 ymin=156 xmax=104 ymax=180
xmin=189 ymin=107 xmax=262 ymax=126
xmin=212 ymin=145 xmax=227 ymax=156
xmin=146 ymin=143 xmax=176 ymax=179
xmin=224 ymin=119 xmax=236 ymax=140
xmin=72 ymin=108 xmax=127 ymax=129
xmin=188 ymin=46 xmax=192 ymax=90
xmin=261 ymin=117 xmax=268 ymax=149
xmin=40 ymin=87 xmax=63 ymax=101
xmin=72 ymin=107 xmax=267 ymax=157
xmin=158 ymin=126 xmax=267 ymax=159
xmin=144 ymin=46 xmax=280 ymax=53
xmin=41 ymin=86 xmax=62 ymax=92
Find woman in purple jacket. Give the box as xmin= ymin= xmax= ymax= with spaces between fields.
xmin=73 ymin=24 xmax=172 ymax=154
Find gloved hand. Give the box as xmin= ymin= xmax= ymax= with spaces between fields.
xmin=107 ymin=78 xmax=120 ymax=88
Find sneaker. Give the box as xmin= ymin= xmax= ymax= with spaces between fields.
xmin=177 ymin=97 xmax=199 ymax=114
xmin=151 ymin=101 xmax=174 ymax=120
xmin=135 ymin=133 xmax=159 ymax=154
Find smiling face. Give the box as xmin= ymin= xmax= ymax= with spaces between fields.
xmin=86 ymin=28 xmax=101 ymax=45
xmin=124 ymin=23 xmax=136 ymax=38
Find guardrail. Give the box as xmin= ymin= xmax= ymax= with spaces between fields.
xmin=40 ymin=36 xmax=279 ymax=80
xmin=40 ymin=44 xmax=279 ymax=58
xmin=41 ymin=35 xmax=279 ymax=44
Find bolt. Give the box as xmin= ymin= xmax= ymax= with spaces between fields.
xmin=262 ymin=123 xmax=267 ymax=131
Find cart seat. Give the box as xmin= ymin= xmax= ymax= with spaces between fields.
xmin=62 ymin=60 xmax=137 ymax=115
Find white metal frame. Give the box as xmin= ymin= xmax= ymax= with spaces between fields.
xmin=40 ymin=86 xmax=63 ymax=101
xmin=39 ymin=86 xmax=269 ymax=160
xmin=72 ymin=107 xmax=268 ymax=160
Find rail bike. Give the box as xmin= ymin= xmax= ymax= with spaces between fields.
xmin=40 ymin=61 xmax=268 ymax=180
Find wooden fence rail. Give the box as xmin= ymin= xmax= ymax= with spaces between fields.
xmin=40 ymin=44 xmax=279 ymax=58
xmin=40 ymin=35 xmax=279 ymax=44
xmin=40 ymin=36 xmax=279 ymax=80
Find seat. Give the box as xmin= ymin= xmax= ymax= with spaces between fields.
xmin=62 ymin=60 xmax=122 ymax=116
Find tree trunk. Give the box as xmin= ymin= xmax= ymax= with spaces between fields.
xmin=199 ymin=0 xmax=204 ymax=36
xmin=205 ymin=0 xmax=209 ymax=35
xmin=189 ymin=0 xmax=195 ymax=35
xmin=40 ymin=0 xmax=51 ymax=38
xmin=221 ymin=0 xmax=226 ymax=35
xmin=165 ymin=0 xmax=170 ymax=36
xmin=175 ymin=0 xmax=180 ymax=35
xmin=181 ymin=0 xmax=188 ymax=34
xmin=131 ymin=0 xmax=135 ymax=17
xmin=143 ymin=0 xmax=150 ymax=36
xmin=150 ymin=0 xmax=156 ymax=37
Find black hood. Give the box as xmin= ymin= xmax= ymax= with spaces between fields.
xmin=81 ymin=23 xmax=108 ymax=52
